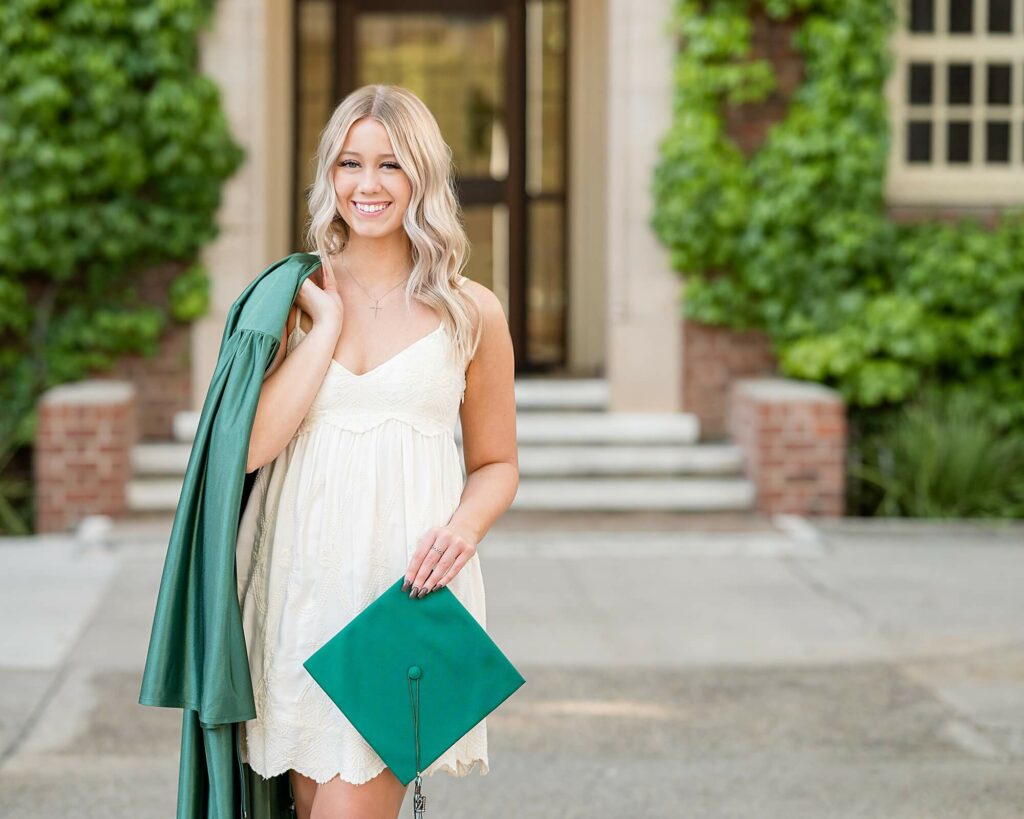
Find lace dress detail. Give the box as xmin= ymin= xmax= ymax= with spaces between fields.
xmin=234 ymin=295 xmax=488 ymax=785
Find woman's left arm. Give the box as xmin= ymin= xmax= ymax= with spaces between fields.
xmin=403 ymin=285 xmax=519 ymax=597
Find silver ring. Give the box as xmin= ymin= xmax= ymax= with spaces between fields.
xmin=430 ymin=544 xmax=444 ymax=555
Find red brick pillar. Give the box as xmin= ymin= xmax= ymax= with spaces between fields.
xmin=727 ymin=378 xmax=846 ymax=517
xmin=34 ymin=380 xmax=138 ymax=533
xmin=681 ymin=319 xmax=777 ymax=440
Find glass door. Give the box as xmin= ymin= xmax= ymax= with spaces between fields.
xmin=293 ymin=0 xmax=568 ymax=371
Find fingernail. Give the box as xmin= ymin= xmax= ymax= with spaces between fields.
xmin=418 ymin=587 xmax=428 ymax=597
xmin=410 ymin=587 xmax=419 ymax=598
xmin=402 ymin=580 xmax=410 ymax=592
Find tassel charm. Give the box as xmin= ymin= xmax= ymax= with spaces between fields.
xmin=413 ymin=773 xmax=426 ymax=817
xmin=408 ymin=668 xmax=426 ymax=817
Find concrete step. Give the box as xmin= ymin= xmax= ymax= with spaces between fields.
xmin=458 ymin=412 xmax=700 ymax=445
xmin=126 ymin=478 xmax=185 ymax=513
xmin=511 ymin=477 xmax=755 ymax=512
xmin=514 ymin=378 xmax=609 ymax=411
xmin=172 ymin=409 xmax=701 ymax=446
xmin=515 ymin=443 xmax=744 ymax=477
xmin=126 ymin=474 xmax=755 ymax=514
xmin=133 ymin=438 xmax=738 ymax=480
xmin=132 ymin=442 xmax=191 ymax=476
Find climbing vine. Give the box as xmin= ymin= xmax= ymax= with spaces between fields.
xmin=0 ymin=0 xmax=242 ymax=532
xmin=652 ymin=0 xmax=1024 ymax=428
xmin=0 ymin=0 xmax=244 ymax=447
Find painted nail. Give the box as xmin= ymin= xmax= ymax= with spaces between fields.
xmin=410 ymin=587 xmax=419 ymax=597
xmin=402 ymin=580 xmax=410 ymax=592
xmin=418 ymin=587 xmax=429 ymax=597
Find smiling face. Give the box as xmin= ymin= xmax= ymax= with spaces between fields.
xmin=332 ymin=117 xmax=413 ymax=239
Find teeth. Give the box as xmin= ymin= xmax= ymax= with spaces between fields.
xmin=355 ymin=202 xmax=389 ymax=214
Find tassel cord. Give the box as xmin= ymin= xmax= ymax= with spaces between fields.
xmin=408 ymin=675 xmax=426 ymax=817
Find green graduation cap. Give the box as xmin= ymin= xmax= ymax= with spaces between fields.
xmin=302 ymin=574 xmax=526 ymax=814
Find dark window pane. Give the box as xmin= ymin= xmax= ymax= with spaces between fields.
xmin=526 ymin=199 xmax=566 ymax=365
xmin=986 ymin=121 xmax=1010 ymax=162
xmin=947 ymin=63 xmax=973 ymax=104
xmin=987 ymin=0 xmax=1012 ymax=32
xmin=987 ymin=63 xmax=1012 ymax=104
xmin=947 ymin=120 xmax=972 ymax=163
xmin=910 ymin=0 xmax=935 ymax=31
xmin=909 ymin=62 xmax=933 ymax=104
xmin=525 ymin=0 xmax=566 ymax=196
xmin=949 ymin=0 xmax=973 ymax=32
xmin=356 ymin=13 xmax=508 ymax=181
xmin=908 ymin=120 xmax=932 ymax=162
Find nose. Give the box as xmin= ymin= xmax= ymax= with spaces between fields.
xmin=358 ymin=166 xmax=383 ymax=193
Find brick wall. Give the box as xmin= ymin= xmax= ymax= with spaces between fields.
xmin=87 ymin=259 xmax=192 ymax=441
xmin=722 ymin=5 xmax=806 ymax=152
xmin=728 ymin=377 xmax=846 ymax=517
xmin=681 ymin=320 xmax=778 ymax=440
xmin=34 ymin=380 xmax=137 ymax=534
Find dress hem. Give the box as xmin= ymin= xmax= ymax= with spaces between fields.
xmin=246 ymin=756 xmax=490 ymax=786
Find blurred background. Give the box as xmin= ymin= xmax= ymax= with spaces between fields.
xmin=1 ymin=1 xmax=1023 ymax=817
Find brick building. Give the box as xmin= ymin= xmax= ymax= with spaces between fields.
xmin=39 ymin=0 xmax=1008 ymax=530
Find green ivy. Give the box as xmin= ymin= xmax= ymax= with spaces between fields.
xmin=0 ymin=0 xmax=245 ymax=448
xmin=652 ymin=0 xmax=1024 ymax=429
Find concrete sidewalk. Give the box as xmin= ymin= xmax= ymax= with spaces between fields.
xmin=0 ymin=514 xmax=1022 ymax=818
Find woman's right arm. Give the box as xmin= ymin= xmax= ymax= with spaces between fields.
xmin=245 ymin=278 xmax=343 ymax=473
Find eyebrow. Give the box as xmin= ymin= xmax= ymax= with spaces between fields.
xmin=341 ymin=151 xmax=397 ymax=159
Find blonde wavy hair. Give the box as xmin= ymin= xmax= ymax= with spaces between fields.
xmin=303 ymin=84 xmax=481 ymax=366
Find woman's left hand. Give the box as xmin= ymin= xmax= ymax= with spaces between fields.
xmin=403 ymin=525 xmax=478 ymax=598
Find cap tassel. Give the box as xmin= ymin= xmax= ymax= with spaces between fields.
xmin=408 ymin=669 xmax=426 ymax=818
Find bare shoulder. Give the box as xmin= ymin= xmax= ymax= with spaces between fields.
xmin=456 ymin=277 xmax=512 ymax=378
xmin=458 ymin=276 xmax=507 ymax=337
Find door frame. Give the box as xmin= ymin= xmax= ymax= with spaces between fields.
xmin=292 ymin=0 xmax=570 ymax=371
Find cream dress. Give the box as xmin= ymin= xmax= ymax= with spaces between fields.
xmin=234 ymin=288 xmax=488 ymax=785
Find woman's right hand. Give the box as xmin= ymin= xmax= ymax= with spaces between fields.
xmin=295 ymin=263 xmax=344 ymax=332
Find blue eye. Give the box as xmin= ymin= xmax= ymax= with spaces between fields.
xmin=338 ymin=160 xmax=401 ymax=170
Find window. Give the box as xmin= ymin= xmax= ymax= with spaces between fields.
xmin=885 ymin=0 xmax=1024 ymax=204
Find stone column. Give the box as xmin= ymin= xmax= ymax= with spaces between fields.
xmin=605 ymin=0 xmax=682 ymax=411
xmin=193 ymin=0 xmax=294 ymax=411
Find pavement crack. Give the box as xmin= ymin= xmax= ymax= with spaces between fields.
xmin=779 ymin=554 xmax=875 ymax=627
xmin=0 ymin=662 xmax=73 ymax=769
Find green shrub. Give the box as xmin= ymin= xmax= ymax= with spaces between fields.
xmin=652 ymin=0 xmax=1024 ymax=516
xmin=653 ymin=0 xmax=1024 ymax=419
xmin=0 ymin=0 xmax=243 ymax=531
xmin=850 ymin=388 xmax=1024 ymax=518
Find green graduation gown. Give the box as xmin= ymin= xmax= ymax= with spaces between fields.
xmin=138 ymin=251 xmax=323 ymax=818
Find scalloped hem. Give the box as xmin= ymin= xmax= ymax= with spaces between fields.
xmin=248 ymin=756 xmax=489 ymax=786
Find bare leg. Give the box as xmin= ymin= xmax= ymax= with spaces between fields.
xmin=310 ymin=766 xmax=409 ymax=819
xmin=289 ymin=769 xmax=319 ymax=819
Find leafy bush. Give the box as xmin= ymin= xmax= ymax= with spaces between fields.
xmin=652 ymin=0 xmax=1024 ymax=425
xmin=653 ymin=0 xmax=1024 ymax=517
xmin=0 ymin=0 xmax=243 ymax=430
xmin=849 ymin=388 xmax=1024 ymax=518
xmin=0 ymin=0 xmax=243 ymax=531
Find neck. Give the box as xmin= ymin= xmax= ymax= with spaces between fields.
xmin=334 ymin=232 xmax=413 ymax=285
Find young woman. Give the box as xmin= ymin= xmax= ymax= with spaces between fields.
xmin=234 ymin=84 xmax=519 ymax=819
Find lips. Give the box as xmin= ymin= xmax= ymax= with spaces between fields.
xmin=353 ymin=201 xmax=392 ymax=216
